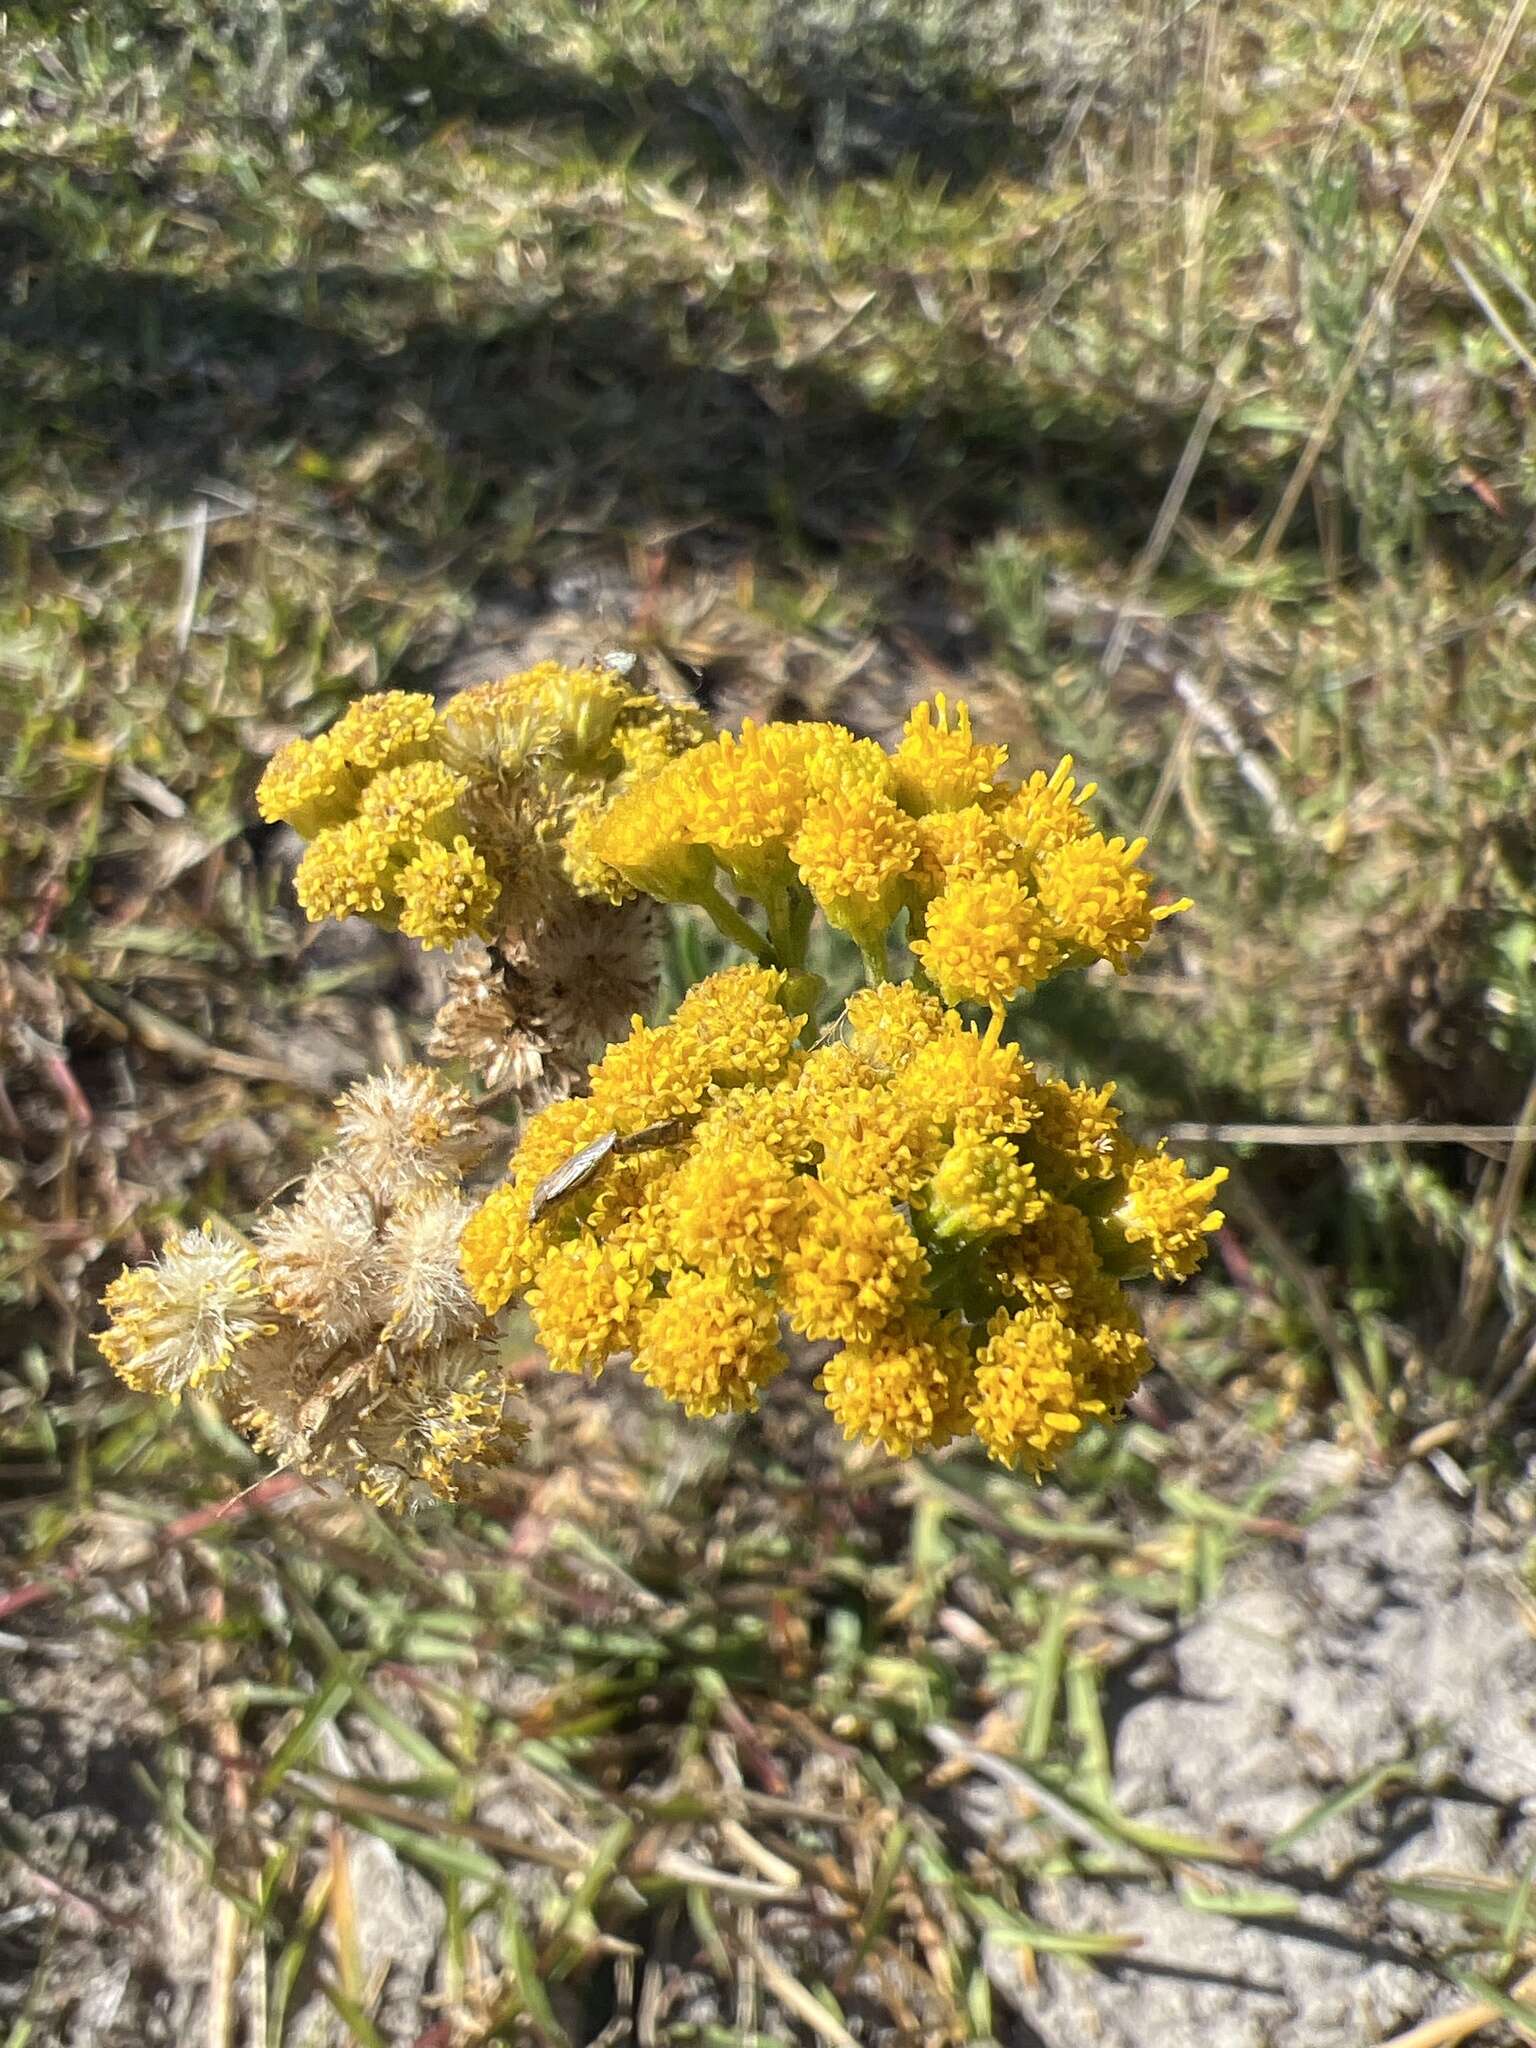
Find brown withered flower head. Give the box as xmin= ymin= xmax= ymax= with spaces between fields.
xmin=99 ymin=1066 xmax=527 ymax=1510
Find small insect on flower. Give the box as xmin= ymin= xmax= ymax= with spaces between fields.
xmin=527 ymin=1116 xmax=698 ymax=1224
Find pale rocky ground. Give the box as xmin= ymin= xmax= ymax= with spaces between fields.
xmin=969 ymin=1447 xmax=1536 ymax=2046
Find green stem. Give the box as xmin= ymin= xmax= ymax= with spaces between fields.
xmin=764 ymin=880 xmax=796 ymax=968
xmin=858 ymin=933 xmax=890 ymax=984
xmin=695 ymin=882 xmax=773 ymax=965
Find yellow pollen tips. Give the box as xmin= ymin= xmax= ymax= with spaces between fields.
xmin=891 ymin=694 xmax=1009 ymax=815
xmin=912 ymin=871 xmax=1065 ymax=1010
xmin=396 ymin=835 xmax=501 ymax=948
xmin=256 ymin=732 xmax=359 ymax=836
xmin=294 ymin=816 xmax=399 ymax=924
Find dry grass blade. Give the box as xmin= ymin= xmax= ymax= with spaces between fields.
xmin=1377 ymin=1965 xmax=1536 ymax=2048
xmin=1165 ymin=1123 xmax=1536 ymax=1149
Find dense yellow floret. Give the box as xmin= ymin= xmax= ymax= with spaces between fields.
xmin=397 ymin=835 xmax=502 ymax=948
xmin=924 ymin=1133 xmax=1043 ymax=1241
xmin=327 ymin=690 xmax=440 ymax=775
xmin=1034 ymin=832 xmax=1190 ymax=971
xmin=527 ymin=1235 xmax=656 ymax=1374
xmin=459 ymin=1179 xmax=554 ymax=1314
xmin=358 ymin=759 xmax=469 ymax=842
xmin=890 ymin=696 xmax=1009 ymax=815
xmin=895 ymin=1019 xmax=1037 ymax=1142
xmin=995 ymin=1197 xmax=1105 ymax=1313
xmin=682 ymin=722 xmax=814 ymax=895
xmin=294 ymin=817 xmax=399 ymax=924
xmin=912 ymin=803 xmax=1025 ymax=899
xmin=971 ymin=1308 xmax=1106 ymax=1472
xmin=996 ymin=756 xmax=1099 ymax=861
xmin=1107 ymin=1141 xmax=1227 ymax=1280
xmin=1026 ymin=1078 xmax=1122 ymax=1191
xmin=631 ymin=1268 xmax=785 ymax=1417
xmin=781 ymin=1181 xmax=929 ymax=1344
xmin=673 ymin=965 xmax=804 ymax=1087
xmin=580 ymin=753 xmax=716 ymax=903
xmin=913 ymin=872 xmax=1064 ymax=1010
xmin=256 ymin=732 xmax=359 ymax=836
xmin=843 ymin=982 xmax=947 ymax=1072
xmin=819 ymin=1310 xmax=974 ymax=1456
xmin=790 ymin=786 xmax=919 ymax=949
xmin=666 ymin=1133 xmax=802 ymax=1279
xmin=585 ymin=1016 xmax=713 ymax=1131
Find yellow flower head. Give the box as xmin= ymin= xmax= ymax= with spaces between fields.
xmin=357 ymin=759 xmax=469 ymax=844
xmin=666 ymin=1132 xmax=802 ymax=1279
xmin=611 ymin=719 xmax=681 ymax=781
xmin=1026 ymin=1078 xmax=1122 ymax=1191
xmin=912 ymin=803 xmax=1025 ymax=901
xmin=891 ymin=695 xmax=1008 ymax=815
xmin=536 ymin=662 xmax=633 ymax=768
xmin=781 ymin=1180 xmax=928 ymax=1344
xmin=1069 ymin=1275 xmax=1152 ymax=1410
xmin=442 ymin=670 xmax=563 ymax=780
xmin=912 ymin=871 xmax=1064 ymax=1010
xmin=99 ymin=1223 xmax=270 ymax=1398
xmin=632 ymin=1267 xmax=785 ymax=1417
xmin=1034 ymin=832 xmax=1189 ymax=972
xmin=683 ymin=722 xmax=813 ymax=895
xmin=819 ymin=1309 xmax=974 ymax=1456
xmin=996 ymin=1197 xmax=1105 ymax=1313
xmin=673 ymin=964 xmax=804 ymax=1088
xmin=397 ymin=835 xmax=501 ymax=949
xmin=1107 ymin=1141 xmax=1226 ymax=1280
xmin=843 ymin=982 xmax=946 ymax=1073
xmin=806 ymin=1074 xmax=943 ymax=1203
xmin=791 ymin=785 xmax=919 ymax=948
xmin=294 ymin=816 xmax=399 ymax=924
xmin=997 ymin=756 xmax=1098 ymax=862
xmin=801 ymin=723 xmax=898 ymax=799
xmin=328 ymin=690 xmax=440 ymax=776
xmin=971 ymin=1307 xmax=1106 ymax=1472
xmin=256 ymin=732 xmax=358 ymax=837
xmin=459 ymin=1178 xmax=552 ymax=1314
xmin=527 ymin=1234 xmax=656 ymax=1374
xmin=581 ymin=753 xmax=716 ymax=904
xmin=924 ymin=1133 xmax=1043 ymax=1241
xmin=896 ymin=1017 xmax=1036 ymax=1142
xmin=585 ymin=1016 xmax=712 ymax=1132
xmin=693 ymin=1081 xmax=815 ymax=1168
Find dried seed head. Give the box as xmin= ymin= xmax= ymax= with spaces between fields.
xmin=254 ymin=1170 xmax=386 ymax=1347
xmin=376 ymin=1189 xmax=484 ymax=1351
xmin=333 ymin=1066 xmax=489 ymax=1199
xmin=98 ymin=1222 xmax=271 ymax=1398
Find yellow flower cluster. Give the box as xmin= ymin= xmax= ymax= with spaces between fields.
xmin=569 ymin=696 xmax=1190 ymax=996
xmin=257 ymin=666 xmax=706 ymax=950
xmin=460 ymin=969 xmax=1226 ymax=1470
xmin=104 ymin=685 xmax=1217 ymax=1507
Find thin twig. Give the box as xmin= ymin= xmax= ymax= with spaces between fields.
xmin=173 ymin=495 xmax=210 ymax=659
xmin=1166 ymin=1122 xmax=1536 ymax=1149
